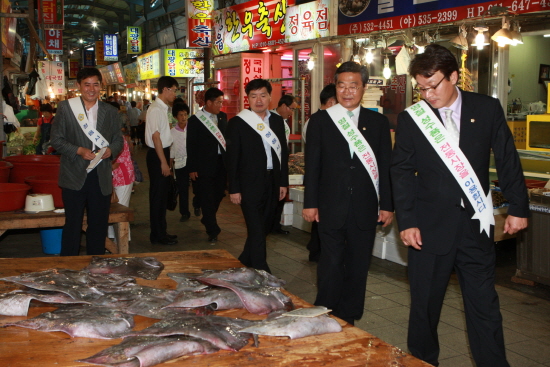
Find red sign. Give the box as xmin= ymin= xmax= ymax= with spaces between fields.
xmin=68 ymin=59 xmax=80 ymax=79
xmin=45 ymin=29 xmax=63 ymax=55
xmin=187 ymin=0 xmax=213 ymax=48
xmin=241 ymin=55 xmax=265 ymax=110
xmin=339 ymin=0 xmax=550 ymax=35
xmin=39 ymin=0 xmax=64 ymax=30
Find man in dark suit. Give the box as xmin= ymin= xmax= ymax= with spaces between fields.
xmin=391 ymin=44 xmax=529 ymax=366
xmin=51 ymin=67 xmax=123 ymax=256
xmin=302 ymin=62 xmax=394 ymax=325
xmin=187 ymin=87 xmax=228 ymax=242
xmin=226 ymin=79 xmax=289 ymax=273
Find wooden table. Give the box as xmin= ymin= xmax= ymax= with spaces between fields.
xmin=0 ymin=250 xmax=432 ymax=367
xmin=0 ymin=203 xmax=134 ymax=254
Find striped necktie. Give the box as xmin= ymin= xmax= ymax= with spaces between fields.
xmin=444 ymin=109 xmax=460 ymax=144
xmin=347 ymin=110 xmax=355 ymax=157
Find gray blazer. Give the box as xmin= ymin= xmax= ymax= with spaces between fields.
xmin=51 ymin=99 xmax=123 ymax=196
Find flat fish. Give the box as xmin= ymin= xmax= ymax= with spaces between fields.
xmin=197 ymin=277 xmax=293 ymax=315
xmin=167 ymin=273 xmax=209 ymax=292
xmin=239 ymin=314 xmax=342 ymax=339
xmin=126 ymin=314 xmax=255 ymax=351
xmin=194 ymin=267 xmax=286 ymax=287
xmin=0 ymin=289 xmax=89 ymax=316
xmin=84 ymin=256 xmax=164 ymax=280
xmin=77 ymin=335 xmax=219 ymax=367
xmin=163 ymin=288 xmax=244 ymax=310
xmin=3 ymin=305 xmax=135 ymax=339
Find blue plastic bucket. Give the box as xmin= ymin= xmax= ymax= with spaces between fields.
xmin=40 ymin=228 xmax=63 ymax=255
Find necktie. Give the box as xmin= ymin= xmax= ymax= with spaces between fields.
xmin=347 ymin=110 xmax=355 ymax=157
xmin=444 ymin=109 xmax=460 ymax=144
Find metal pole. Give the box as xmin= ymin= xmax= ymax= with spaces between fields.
xmin=301 ymin=77 xmax=305 ymax=153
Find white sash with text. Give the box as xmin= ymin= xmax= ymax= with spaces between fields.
xmin=195 ymin=109 xmax=226 ymax=151
xmin=238 ymin=109 xmax=282 ymax=164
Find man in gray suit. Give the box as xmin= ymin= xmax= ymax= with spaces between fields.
xmin=51 ymin=68 xmax=123 ymax=256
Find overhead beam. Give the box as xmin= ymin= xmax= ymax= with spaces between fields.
xmin=64 ymin=0 xmax=135 ymax=14
xmin=64 ymin=10 xmax=124 ymax=24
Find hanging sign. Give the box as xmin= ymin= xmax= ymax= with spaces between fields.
xmin=1 ymin=0 xmax=17 ymax=58
xmin=164 ymin=49 xmax=205 ymax=77
xmin=137 ymin=50 xmax=162 ymax=80
xmin=187 ymin=0 xmax=213 ymax=48
xmin=241 ymin=55 xmax=265 ymax=111
xmin=68 ymin=59 xmax=80 ymax=79
xmin=338 ymin=0 xmax=550 ymax=35
xmin=39 ymin=60 xmax=66 ymax=95
xmin=95 ymin=41 xmax=108 ymax=66
xmin=104 ymin=34 xmax=118 ymax=61
xmin=285 ymin=0 xmax=329 ymax=43
xmin=39 ymin=0 xmax=64 ymax=30
xmin=83 ymin=49 xmax=95 ymax=67
xmin=127 ymin=26 xmax=142 ymax=54
xmin=123 ymin=62 xmax=138 ymax=87
xmin=213 ymin=0 xmax=295 ymax=56
xmin=45 ymin=29 xmax=63 ymax=55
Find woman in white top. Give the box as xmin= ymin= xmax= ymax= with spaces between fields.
xmin=170 ymin=103 xmax=191 ymax=222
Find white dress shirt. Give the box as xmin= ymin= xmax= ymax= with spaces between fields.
xmin=145 ymin=98 xmax=173 ymax=148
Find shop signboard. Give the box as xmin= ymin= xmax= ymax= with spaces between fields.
xmin=124 ymin=62 xmax=139 ymax=87
xmin=187 ymin=0 xmax=213 ymax=48
xmin=241 ymin=55 xmax=264 ymax=110
xmin=137 ymin=50 xmax=162 ymax=80
xmin=39 ymin=0 xmax=64 ymax=30
xmin=212 ymin=0 xmax=295 ymax=56
xmin=83 ymin=49 xmax=95 ymax=67
xmin=45 ymin=29 xmax=63 ymax=55
xmin=127 ymin=26 xmax=142 ymax=54
xmin=66 ymin=79 xmax=78 ymax=91
xmin=39 ymin=60 xmax=66 ymax=95
xmin=285 ymin=0 xmax=330 ymax=43
xmin=68 ymin=59 xmax=80 ymax=79
xmin=104 ymin=34 xmax=118 ymax=61
xmin=1 ymin=0 xmax=17 ymax=58
xmin=164 ymin=49 xmax=205 ymax=77
xmin=95 ymin=41 xmax=108 ymax=66
xmin=338 ymin=0 xmax=550 ymax=35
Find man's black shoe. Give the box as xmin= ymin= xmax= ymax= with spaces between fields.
xmin=194 ymin=207 xmax=201 ymax=216
xmin=309 ymin=252 xmax=320 ymax=262
xmin=274 ymin=228 xmax=290 ymax=235
xmin=166 ymin=234 xmax=177 ymax=240
xmin=207 ymin=235 xmax=217 ymax=242
xmin=180 ymin=214 xmax=190 ymax=222
xmin=151 ymin=237 xmax=178 ymax=245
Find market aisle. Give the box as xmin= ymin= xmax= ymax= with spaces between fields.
xmin=0 ymin=144 xmax=549 ymax=366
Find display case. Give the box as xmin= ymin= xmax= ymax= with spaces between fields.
xmin=526 ymin=114 xmax=550 ymax=152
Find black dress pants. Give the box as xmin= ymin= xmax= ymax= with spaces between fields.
xmin=238 ymin=171 xmax=278 ymax=273
xmin=61 ymin=169 xmax=111 ymax=256
xmin=175 ymin=166 xmax=190 ymax=218
xmin=197 ymin=156 xmax=226 ymax=237
xmin=315 ymin=204 xmax=376 ymax=323
xmin=407 ymin=210 xmax=508 ymax=367
xmin=147 ymin=147 xmax=170 ymax=242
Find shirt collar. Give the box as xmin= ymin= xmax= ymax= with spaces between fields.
xmin=155 ymin=98 xmax=169 ymax=111
xmin=439 ymin=86 xmax=462 ymax=117
xmin=174 ymin=124 xmax=186 ymax=132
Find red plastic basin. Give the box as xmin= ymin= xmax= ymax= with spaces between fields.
xmin=0 ymin=161 xmax=13 ymax=183
xmin=4 ymin=155 xmax=60 ymax=184
xmin=0 ymin=183 xmax=31 ymax=212
xmin=25 ymin=175 xmax=63 ymax=208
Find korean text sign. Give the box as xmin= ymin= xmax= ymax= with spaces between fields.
xmin=165 ymin=49 xmax=205 ymax=77
xmin=39 ymin=0 xmax=64 ymax=30
xmin=137 ymin=50 xmax=162 ymax=80
xmin=187 ymin=0 xmax=213 ymax=48
xmin=241 ymin=56 xmax=264 ymax=110
xmin=45 ymin=29 xmax=63 ymax=55
xmin=104 ymin=34 xmax=118 ymax=61
xmin=39 ymin=61 xmax=66 ymax=95
xmin=127 ymin=27 xmax=142 ymax=54
xmin=285 ymin=0 xmax=329 ymax=43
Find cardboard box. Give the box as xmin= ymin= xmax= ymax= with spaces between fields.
xmin=289 ymin=186 xmax=305 ymax=202
xmin=289 ymin=175 xmax=304 ymax=185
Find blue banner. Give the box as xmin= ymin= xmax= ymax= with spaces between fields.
xmin=104 ymin=34 xmax=118 ymax=61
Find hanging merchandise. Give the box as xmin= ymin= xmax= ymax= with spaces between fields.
xmin=459 ymin=52 xmax=473 ymax=92
xmin=395 ymin=46 xmax=411 ymax=75
xmin=2 ymin=76 xmax=20 ymax=114
xmin=27 ymin=69 xmax=40 ymax=96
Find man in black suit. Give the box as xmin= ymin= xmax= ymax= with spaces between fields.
xmin=391 ymin=44 xmax=529 ymax=366
xmin=187 ymin=88 xmax=228 ymax=242
xmin=303 ymin=62 xmax=394 ymax=325
xmin=226 ymin=79 xmax=289 ymax=273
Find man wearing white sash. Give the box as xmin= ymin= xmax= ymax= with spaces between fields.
xmin=269 ymin=94 xmax=298 ymax=235
xmin=51 ymin=67 xmax=123 ymax=256
xmin=226 ymin=79 xmax=289 ymax=273
xmin=391 ymin=44 xmax=529 ymax=367
xmin=187 ymin=88 xmax=228 ymax=242
xmin=302 ymin=62 xmax=394 ymax=326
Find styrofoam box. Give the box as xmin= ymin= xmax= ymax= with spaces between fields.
xmin=292 ymin=214 xmax=312 ymax=233
xmin=372 ymin=222 xmax=408 ymax=266
xmin=289 ymin=175 xmax=304 ymax=185
xmin=289 ymin=187 xmax=305 ymax=202
xmin=283 ymin=202 xmax=293 ymax=215
xmin=281 ymin=213 xmax=293 ymax=226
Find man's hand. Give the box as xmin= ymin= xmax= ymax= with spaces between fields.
xmin=161 ymin=162 xmax=171 ymax=177
xmin=77 ymin=147 xmax=97 ymax=160
xmin=378 ymin=210 xmax=394 ymax=227
xmin=400 ymin=228 xmax=422 ymax=250
xmin=102 ymin=147 xmax=112 ymax=159
xmin=230 ymin=193 xmax=242 ymax=205
xmin=190 ymin=172 xmax=198 ymax=181
xmin=302 ymin=208 xmax=319 ymax=223
xmin=112 ymin=162 xmax=120 ymax=170
xmin=504 ymin=215 xmax=528 ymax=235
xmin=279 ymin=187 xmax=288 ymax=201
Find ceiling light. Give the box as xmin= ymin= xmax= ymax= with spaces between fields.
xmin=450 ymin=25 xmax=468 ymax=50
xmin=471 ymin=22 xmax=490 ymax=50
xmin=92 ymin=21 xmax=98 ymax=28
xmin=307 ymin=51 xmax=316 ymax=71
xmin=383 ymin=57 xmax=391 ymax=79
xmin=365 ymin=48 xmax=374 ymax=64
xmin=510 ymin=22 xmax=523 ymax=46
xmin=491 ymin=17 xmax=514 ymax=47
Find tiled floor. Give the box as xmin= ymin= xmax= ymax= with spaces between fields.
xmin=1 ymin=145 xmax=550 ymax=366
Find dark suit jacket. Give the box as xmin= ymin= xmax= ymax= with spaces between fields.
xmin=303 ymin=106 xmax=393 ymax=231
xmin=225 ymin=111 xmax=289 ymax=201
xmin=391 ymin=90 xmax=529 ymax=255
xmin=186 ymin=110 xmax=228 ymax=177
xmin=51 ymin=99 xmax=123 ymax=196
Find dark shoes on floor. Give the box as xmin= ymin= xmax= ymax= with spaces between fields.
xmin=151 ymin=237 xmax=178 ymax=245
xmin=309 ymin=252 xmax=320 ymax=262
xmin=194 ymin=207 xmax=201 ymax=216
xmin=273 ymin=228 xmax=290 ymax=235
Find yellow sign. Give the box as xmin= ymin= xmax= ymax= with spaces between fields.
xmin=164 ymin=49 xmax=205 ymax=78
xmin=127 ymin=26 xmax=142 ymax=54
xmin=137 ymin=50 xmax=161 ymax=80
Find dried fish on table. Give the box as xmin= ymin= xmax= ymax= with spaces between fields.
xmin=126 ymin=314 xmax=256 ymax=351
xmin=194 ymin=267 xmax=287 ymax=287
xmin=77 ymin=335 xmax=219 ymax=367
xmin=0 ymin=289 xmax=90 ymax=316
xmin=163 ymin=288 xmax=244 ymax=310
xmin=167 ymin=272 xmax=209 ymax=292
xmin=83 ymin=256 xmax=165 ymax=280
xmin=3 ymin=304 xmax=135 ymax=339
xmin=197 ymin=277 xmax=293 ymax=315
xmin=239 ymin=313 xmax=342 ymax=339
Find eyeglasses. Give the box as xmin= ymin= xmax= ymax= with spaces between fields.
xmin=336 ymin=85 xmax=361 ymax=93
xmin=414 ymin=76 xmax=446 ymax=94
